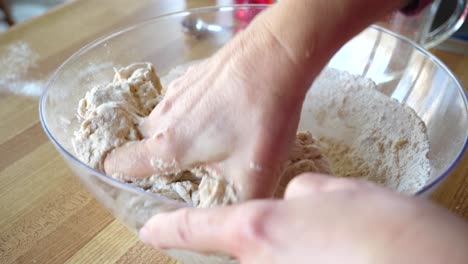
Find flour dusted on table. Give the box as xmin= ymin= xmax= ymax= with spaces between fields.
xmin=73 ymin=62 xmax=331 ymax=208
xmin=306 ymin=69 xmax=431 ymax=193
xmin=0 ymin=41 xmax=44 ymax=97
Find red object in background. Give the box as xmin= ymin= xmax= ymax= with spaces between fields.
xmin=234 ymin=0 xmax=274 ymax=31
xmin=235 ymin=0 xmax=274 ymax=3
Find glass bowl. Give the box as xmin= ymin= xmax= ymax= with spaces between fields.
xmin=40 ymin=5 xmax=468 ymax=264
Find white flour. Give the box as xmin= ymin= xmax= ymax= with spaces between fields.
xmin=0 ymin=41 xmax=43 ymax=97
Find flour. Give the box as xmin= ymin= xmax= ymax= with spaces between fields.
xmin=0 ymin=41 xmax=43 ymax=97
xmin=306 ymin=69 xmax=431 ymax=193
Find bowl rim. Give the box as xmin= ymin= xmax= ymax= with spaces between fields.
xmin=39 ymin=4 xmax=468 ymax=198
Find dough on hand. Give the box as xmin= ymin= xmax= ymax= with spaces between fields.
xmin=73 ymin=63 xmax=331 ymax=208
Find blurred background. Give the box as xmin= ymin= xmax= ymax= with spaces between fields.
xmin=432 ymin=0 xmax=468 ymax=53
xmin=0 ymin=0 xmax=466 ymax=53
xmin=0 ymin=0 xmax=70 ymax=31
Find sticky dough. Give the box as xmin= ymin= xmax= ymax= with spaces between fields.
xmin=72 ymin=63 xmax=331 ymax=207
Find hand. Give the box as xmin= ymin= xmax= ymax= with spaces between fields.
xmin=104 ymin=17 xmax=311 ymax=200
xmin=103 ymin=0 xmax=413 ymax=202
xmin=138 ymin=173 xmax=468 ymax=264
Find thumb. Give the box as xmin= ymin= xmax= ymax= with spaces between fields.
xmin=104 ymin=135 xmax=180 ymax=179
xmin=138 ymin=200 xmax=275 ymax=257
xmin=138 ymin=206 xmax=237 ymax=255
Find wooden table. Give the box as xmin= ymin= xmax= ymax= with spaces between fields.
xmin=0 ymin=0 xmax=467 ymax=263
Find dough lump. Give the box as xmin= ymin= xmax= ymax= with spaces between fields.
xmin=73 ymin=63 xmax=331 ymax=208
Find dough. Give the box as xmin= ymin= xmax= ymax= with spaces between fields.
xmin=73 ymin=63 xmax=331 ymax=208
xmin=72 ymin=63 xmax=163 ymax=171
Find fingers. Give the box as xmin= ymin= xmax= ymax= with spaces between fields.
xmin=139 ymin=206 xmax=238 ymax=255
xmin=104 ymin=136 xmax=178 ymax=179
xmin=139 ymin=201 xmax=276 ymax=257
xmin=284 ymin=173 xmax=371 ymax=199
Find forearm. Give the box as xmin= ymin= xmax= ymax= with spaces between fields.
xmin=246 ymin=0 xmax=411 ymax=97
xmin=266 ymin=0 xmax=409 ymax=63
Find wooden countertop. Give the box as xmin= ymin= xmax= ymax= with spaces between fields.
xmin=0 ymin=0 xmax=467 ymax=263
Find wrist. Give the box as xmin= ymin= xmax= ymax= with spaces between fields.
xmin=255 ymin=0 xmax=410 ymax=81
xmin=218 ymin=17 xmax=312 ymax=106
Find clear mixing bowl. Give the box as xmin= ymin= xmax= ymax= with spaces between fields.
xmin=40 ymin=5 xmax=468 ymax=264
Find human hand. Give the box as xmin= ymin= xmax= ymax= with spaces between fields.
xmin=104 ymin=15 xmax=312 ymax=200
xmin=103 ymin=0 xmax=413 ymax=202
xmin=138 ymin=173 xmax=468 ymax=264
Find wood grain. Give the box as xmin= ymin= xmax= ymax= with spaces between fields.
xmin=0 ymin=1 xmax=467 ymax=263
